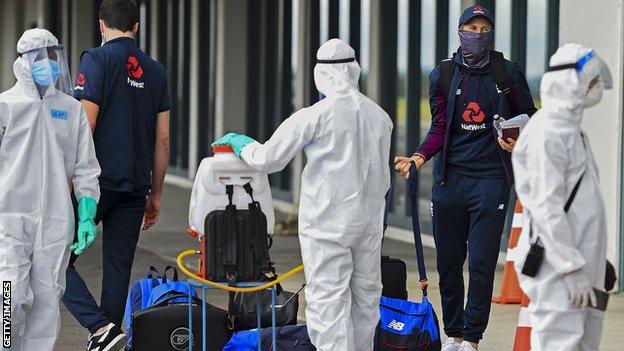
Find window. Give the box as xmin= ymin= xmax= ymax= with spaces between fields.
xmin=525 ymin=0 xmax=549 ymax=104
xmin=392 ymin=0 xmax=409 ymax=215
xmin=417 ymin=0 xmax=437 ymax=232
xmin=246 ymin=0 xmax=295 ymax=199
xmin=360 ymin=0 xmax=370 ymax=93
xmin=196 ymin=0 xmax=217 ymax=165
xmin=494 ymin=0 xmax=512 ymax=57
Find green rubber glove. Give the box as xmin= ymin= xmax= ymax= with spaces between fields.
xmin=70 ymin=196 xmax=98 ymax=256
xmin=212 ymin=133 xmax=256 ymax=158
xmin=212 ymin=132 xmax=238 ymax=147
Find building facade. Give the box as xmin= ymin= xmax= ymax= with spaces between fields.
xmin=1 ymin=0 xmax=622 ymax=291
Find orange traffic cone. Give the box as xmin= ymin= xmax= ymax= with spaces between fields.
xmin=512 ymin=294 xmax=531 ymax=351
xmin=492 ymin=200 xmax=524 ymax=304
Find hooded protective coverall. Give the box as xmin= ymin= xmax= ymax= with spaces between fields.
xmin=239 ymin=39 xmax=392 ymax=350
xmin=0 ymin=29 xmax=100 ymax=350
xmin=512 ymin=44 xmax=610 ymax=351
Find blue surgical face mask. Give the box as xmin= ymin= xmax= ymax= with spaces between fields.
xmin=31 ymin=59 xmax=60 ymax=86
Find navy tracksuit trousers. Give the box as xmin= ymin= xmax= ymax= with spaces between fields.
xmin=431 ymin=171 xmax=510 ymax=342
xmin=62 ymin=190 xmax=146 ymax=334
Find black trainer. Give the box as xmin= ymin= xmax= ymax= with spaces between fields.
xmin=86 ymin=323 xmax=127 ymax=351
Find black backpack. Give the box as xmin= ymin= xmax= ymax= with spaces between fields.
xmin=439 ymin=50 xmax=512 ymax=101
xmin=202 ymin=183 xmax=275 ymax=284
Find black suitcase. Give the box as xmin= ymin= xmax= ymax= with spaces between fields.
xmin=381 ymin=255 xmax=408 ymax=300
xmin=203 ymin=183 xmax=274 ymax=282
xmin=131 ymin=298 xmax=231 ymax=351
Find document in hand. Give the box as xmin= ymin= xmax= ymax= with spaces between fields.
xmin=499 ymin=114 xmax=530 ymax=140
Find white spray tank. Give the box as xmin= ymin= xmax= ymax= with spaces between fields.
xmin=188 ymin=145 xmax=275 ymax=239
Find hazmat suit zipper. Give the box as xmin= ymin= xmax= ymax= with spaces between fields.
xmin=39 ymin=101 xmax=46 ymax=243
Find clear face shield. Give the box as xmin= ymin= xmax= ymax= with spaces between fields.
xmin=23 ymin=45 xmax=73 ymax=98
xmin=548 ymin=50 xmax=613 ymax=89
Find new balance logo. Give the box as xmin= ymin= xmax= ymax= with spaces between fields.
xmin=498 ymin=204 xmax=505 ymax=210
xmin=388 ymin=320 xmax=405 ymax=331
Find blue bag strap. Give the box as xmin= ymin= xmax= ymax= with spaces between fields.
xmin=147 ymin=266 xmax=161 ymax=279
xmin=408 ymin=161 xmax=428 ymax=288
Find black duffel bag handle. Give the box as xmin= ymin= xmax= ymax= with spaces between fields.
xmin=231 ymin=283 xmax=304 ymax=331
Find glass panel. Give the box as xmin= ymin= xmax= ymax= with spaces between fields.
xmin=360 ymin=0 xmax=370 ymax=93
xmin=320 ymin=0 xmax=329 ymax=43
xmin=393 ymin=0 xmax=409 ymax=214
xmin=495 ymin=0 xmax=512 ymax=57
xmin=448 ymin=0 xmax=462 ymax=56
xmin=419 ymin=0 xmax=436 ymax=222
xmin=292 ymin=0 xmax=299 ymax=109
xmin=339 ymin=0 xmax=350 ymax=41
xmin=139 ymin=2 xmax=148 ymax=52
xmin=526 ymin=0 xmax=547 ymax=105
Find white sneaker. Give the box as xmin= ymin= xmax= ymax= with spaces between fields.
xmin=441 ymin=338 xmax=462 ymax=351
xmin=459 ymin=340 xmax=478 ymax=351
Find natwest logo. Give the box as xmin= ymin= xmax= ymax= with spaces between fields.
xmin=462 ymin=102 xmax=485 ymax=123
xmin=127 ymin=76 xmax=145 ymax=89
xmin=127 ymin=55 xmax=144 ymax=79
xmin=126 ymin=55 xmax=145 ymax=89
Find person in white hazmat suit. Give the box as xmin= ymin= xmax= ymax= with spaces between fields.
xmin=213 ymin=39 xmax=393 ymax=350
xmin=0 ymin=29 xmax=100 ymax=350
xmin=512 ymin=43 xmax=612 ymax=351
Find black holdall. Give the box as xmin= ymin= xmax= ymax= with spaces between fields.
xmin=131 ymin=294 xmax=231 ymax=351
xmin=232 ymin=283 xmax=304 ymax=331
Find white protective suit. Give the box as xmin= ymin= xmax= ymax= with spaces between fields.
xmin=240 ymin=39 xmax=393 ymax=351
xmin=0 ymin=29 xmax=100 ymax=350
xmin=512 ymin=44 xmax=610 ymax=351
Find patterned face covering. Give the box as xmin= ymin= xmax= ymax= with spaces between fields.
xmin=458 ymin=30 xmax=493 ymax=69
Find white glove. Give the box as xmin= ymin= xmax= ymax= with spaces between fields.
xmin=563 ymin=270 xmax=597 ymax=308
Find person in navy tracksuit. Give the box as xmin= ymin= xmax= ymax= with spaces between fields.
xmin=395 ymin=5 xmax=536 ymax=350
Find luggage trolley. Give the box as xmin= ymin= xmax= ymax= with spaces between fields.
xmin=185 ymin=279 xmax=278 ymax=351
xmin=178 ymin=250 xmax=304 ymax=351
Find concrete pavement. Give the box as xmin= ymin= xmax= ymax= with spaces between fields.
xmin=57 ymin=183 xmax=624 ymax=350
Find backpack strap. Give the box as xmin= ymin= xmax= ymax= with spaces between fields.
xmin=224 ymin=185 xmax=238 ymax=284
xmin=243 ymin=183 xmax=274 ymax=275
xmin=439 ymin=58 xmax=454 ymax=99
xmin=439 ymin=51 xmax=512 ymax=99
xmin=490 ymin=51 xmax=512 ymax=95
xmin=243 ymin=183 xmax=257 ymax=204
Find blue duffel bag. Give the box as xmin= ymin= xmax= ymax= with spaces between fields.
xmin=223 ymin=325 xmax=315 ymax=351
xmin=375 ymin=164 xmax=441 ymax=350
xmin=376 ymin=295 xmax=441 ymax=350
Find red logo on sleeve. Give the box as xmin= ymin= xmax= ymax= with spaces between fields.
xmin=126 ymin=56 xmax=144 ymax=79
xmin=76 ymin=73 xmax=86 ymax=87
xmin=462 ymin=102 xmax=486 ymax=123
